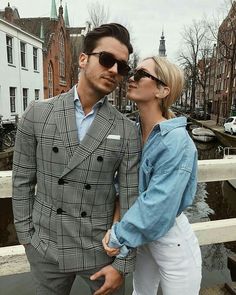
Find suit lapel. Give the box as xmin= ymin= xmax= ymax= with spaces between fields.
xmin=54 ymin=88 xmax=79 ymax=159
xmin=61 ymin=99 xmax=116 ymax=176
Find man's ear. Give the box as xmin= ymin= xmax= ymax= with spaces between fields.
xmin=155 ymin=86 xmax=170 ymax=99
xmin=79 ymin=53 xmax=88 ymax=69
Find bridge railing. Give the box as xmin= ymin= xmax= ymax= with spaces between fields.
xmin=0 ymin=159 xmax=236 ymax=276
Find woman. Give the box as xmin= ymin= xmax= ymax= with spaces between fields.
xmin=103 ymin=56 xmax=202 ymax=295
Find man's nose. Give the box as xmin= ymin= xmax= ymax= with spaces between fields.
xmin=108 ymin=62 xmax=118 ymax=74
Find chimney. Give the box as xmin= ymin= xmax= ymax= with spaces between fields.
xmin=4 ymin=3 xmax=14 ymax=23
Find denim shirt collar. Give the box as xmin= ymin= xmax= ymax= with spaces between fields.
xmin=157 ymin=117 xmax=187 ymax=136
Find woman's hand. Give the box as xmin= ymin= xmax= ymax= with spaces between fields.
xmin=102 ymin=229 xmax=120 ymax=257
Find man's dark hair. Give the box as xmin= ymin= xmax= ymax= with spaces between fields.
xmin=83 ymin=23 xmax=133 ymax=54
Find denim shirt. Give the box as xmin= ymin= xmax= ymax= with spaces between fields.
xmin=109 ymin=116 xmax=198 ymax=257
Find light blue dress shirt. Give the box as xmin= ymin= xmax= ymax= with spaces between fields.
xmin=109 ymin=116 xmax=198 ymax=257
xmin=73 ymin=86 xmax=105 ymax=141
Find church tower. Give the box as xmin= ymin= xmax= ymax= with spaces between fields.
xmin=158 ymin=30 xmax=166 ymax=57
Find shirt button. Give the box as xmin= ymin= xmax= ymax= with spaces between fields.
xmin=58 ymin=178 xmax=65 ymax=185
xmin=57 ymin=208 xmax=64 ymax=214
xmin=84 ymin=184 xmax=91 ymax=190
xmin=97 ymin=156 xmax=103 ymax=162
xmin=81 ymin=211 xmax=87 ymax=217
xmin=52 ymin=147 xmax=59 ymax=153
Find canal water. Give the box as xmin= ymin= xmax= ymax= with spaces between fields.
xmin=0 ymin=134 xmax=235 ymax=289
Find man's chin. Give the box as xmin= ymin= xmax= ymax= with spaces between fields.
xmin=98 ymin=85 xmax=117 ymax=96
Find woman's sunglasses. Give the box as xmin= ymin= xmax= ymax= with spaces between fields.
xmin=131 ymin=69 xmax=167 ymax=86
xmin=86 ymin=51 xmax=131 ymax=76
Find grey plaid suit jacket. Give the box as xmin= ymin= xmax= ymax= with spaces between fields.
xmin=12 ymin=87 xmax=141 ymax=273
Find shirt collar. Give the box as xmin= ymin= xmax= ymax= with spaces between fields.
xmin=158 ymin=117 xmax=187 ymax=136
xmin=73 ymin=85 xmax=106 ymax=110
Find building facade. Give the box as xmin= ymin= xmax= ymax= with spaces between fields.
xmin=212 ymin=2 xmax=236 ymax=122
xmin=0 ymin=17 xmax=43 ymax=120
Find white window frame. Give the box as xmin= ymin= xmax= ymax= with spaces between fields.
xmin=33 ymin=47 xmax=38 ymax=71
xmin=23 ymin=88 xmax=28 ymax=110
xmin=20 ymin=41 xmax=27 ymax=68
xmin=9 ymin=87 xmax=16 ymax=113
xmin=6 ymin=35 xmax=13 ymax=64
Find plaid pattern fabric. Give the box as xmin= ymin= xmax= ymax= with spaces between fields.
xmin=12 ymin=88 xmax=141 ymax=273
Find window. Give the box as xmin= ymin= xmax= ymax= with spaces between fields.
xmin=20 ymin=42 xmax=26 ymax=68
xmin=6 ymin=36 xmax=13 ymax=64
xmin=23 ymin=88 xmax=28 ymax=110
xmin=48 ymin=63 xmax=53 ymax=98
xmin=33 ymin=47 xmax=38 ymax=71
xmin=35 ymin=89 xmax=39 ymax=100
xmin=59 ymin=31 xmax=65 ymax=78
xmin=9 ymin=87 xmax=16 ymax=113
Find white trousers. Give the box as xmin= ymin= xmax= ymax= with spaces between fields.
xmin=132 ymin=213 xmax=202 ymax=295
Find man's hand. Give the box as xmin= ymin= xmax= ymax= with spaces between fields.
xmin=90 ymin=265 xmax=124 ymax=295
xmin=102 ymin=230 xmax=120 ymax=257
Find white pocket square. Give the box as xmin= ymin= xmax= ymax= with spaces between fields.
xmin=107 ymin=135 xmax=121 ymax=140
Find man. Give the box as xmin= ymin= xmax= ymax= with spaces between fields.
xmin=12 ymin=23 xmax=141 ymax=295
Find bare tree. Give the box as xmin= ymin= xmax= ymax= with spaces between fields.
xmin=87 ymin=1 xmax=109 ymax=28
xmin=179 ymin=20 xmax=208 ymax=115
xmin=129 ymin=52 xmax=140 ymax=71
xmin=182 ymin=65 xmax=192 ymax=112
xmin=197 ymin=34 xmax=214 ymax=119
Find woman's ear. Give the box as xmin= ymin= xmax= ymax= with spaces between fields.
xmin=155 ymin=86 xmax=170 ymax=99
xmin=79 ymin=53 xmax=88 ymax=69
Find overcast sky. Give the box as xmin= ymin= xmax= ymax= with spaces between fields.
xmin=1 ymin=0 xmax=229 ymax=61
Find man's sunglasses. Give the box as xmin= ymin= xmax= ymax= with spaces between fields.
xmin=86 ymin=51 xmax=131 ymax=76
xmin=131 ymin=69 xmax=167 ymax=86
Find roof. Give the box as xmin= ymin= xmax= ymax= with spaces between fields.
xmin=14 ymin=17 xmax=57 ymax=42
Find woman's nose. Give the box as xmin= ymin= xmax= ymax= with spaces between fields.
xmin=128 ymin=76 xmax=134 ymax=83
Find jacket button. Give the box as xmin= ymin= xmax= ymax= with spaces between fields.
xmin=84 ymin=184 xmax=91 ymax=190
xmin=58 ymin=178 xmax=65 ymax=185
xmin=57 ymin=208 xmax=64 ymax=214
xmin=81 ymin=211 xmax=87 ymax=217
xmin=97 ymin=156 xmax=103 ymax=162
xmin=52 ymin=147 xmax=59 ymax=153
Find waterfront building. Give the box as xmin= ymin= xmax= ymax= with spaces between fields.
xmin=213 ymin=1 xmax=236 ymax=122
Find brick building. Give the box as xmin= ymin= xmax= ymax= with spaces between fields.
xmin=213 ymin=1 xmax=236 ymax=122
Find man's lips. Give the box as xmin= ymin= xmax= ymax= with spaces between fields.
xmin=102 ymin=76 xmax=116 ymax=84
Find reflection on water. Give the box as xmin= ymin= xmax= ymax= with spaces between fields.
xmin=185 ymin=182 xmax=214 ymax=223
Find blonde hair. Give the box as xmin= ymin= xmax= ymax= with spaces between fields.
xmin=148 ymin=56 xmax=184 ymax=119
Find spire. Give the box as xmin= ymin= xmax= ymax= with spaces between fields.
xmin=40 ymin=22 xmax=45 ymax=40
xmin=64 ymin=3 xmax=70 ymax=27
xmin=50 ymin=0 xmax=57 ymax=20
xmin=58 ymin=0 xmax=63 ymax=18
xmin=158 ymin=30 xmax=166 ymax=57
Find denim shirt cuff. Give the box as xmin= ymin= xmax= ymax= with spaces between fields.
xmin=108 ymin=223 xmax=130 ymax=258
